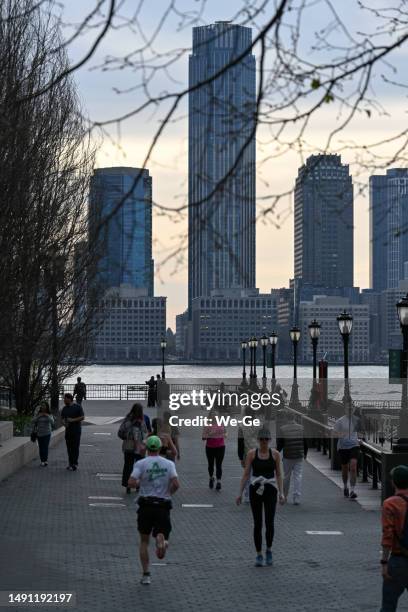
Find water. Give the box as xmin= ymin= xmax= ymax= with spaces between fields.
xmin=66 ymin=364 xmax=388 ymax=384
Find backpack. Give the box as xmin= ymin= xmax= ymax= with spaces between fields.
xmin=397 ymin=494 xmax=408 ymax=556
xmin=117 ymin=419 xmax=129 ymax=440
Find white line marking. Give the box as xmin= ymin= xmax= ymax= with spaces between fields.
xmin=182 ymin=504 xmax=214 ymax=508
xmin=89 ymin=503 xmax=126 ymax=508
xmin=82 ymin=444 xmax=95 ymax=447
xmin=99 ymin=476 xmax=121 ymax=481
xmin=96 ymin=473 xmax=121 ymax=476
xmin=306 ymin=531 xmax=343 ymax=535
xmin=93 ymin=432 xmax=111 ymax=436
xmin=88 ymin=496 xmax=123 ymax=500
xmin=151 ymin=563 xmax=167 ymax=566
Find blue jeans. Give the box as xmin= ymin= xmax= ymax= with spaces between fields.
xmin=381 ymin=556 xmax=408 ymax=612
xmin=37 ymin=434 xmax=51 ymax=462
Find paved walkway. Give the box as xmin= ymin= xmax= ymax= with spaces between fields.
xmin=1 ymin=408 xmax=407 ymax=612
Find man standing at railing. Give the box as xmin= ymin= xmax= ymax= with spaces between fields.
xmin=380 ymin=465 xmax=408 ymax=612
xmin=333 ymin=408 xmax=363 ymax=500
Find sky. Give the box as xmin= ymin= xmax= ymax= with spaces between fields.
xmin=59 ymin=0 xmax=408 ymax=328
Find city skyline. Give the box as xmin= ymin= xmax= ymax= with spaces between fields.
xmin=61 ymin=4 xmax=408 ymax=328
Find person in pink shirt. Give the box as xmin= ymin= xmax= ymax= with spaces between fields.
xmin=202 ymin=410 xmax=227 ymax=491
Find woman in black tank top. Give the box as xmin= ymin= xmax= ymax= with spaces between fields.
xmin=236 ymin=427 xmax=285 ymax=567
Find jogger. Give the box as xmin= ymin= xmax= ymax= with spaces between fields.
xmin=203 ymin=412 xmax=226 ymax=490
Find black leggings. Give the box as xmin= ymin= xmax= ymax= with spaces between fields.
xmin=249 ymin=484 xmax=277 ymax=552
xmin=205 ymin=446 xmax=225 ymax=480
xmin=122 ymin=452 xmax=143 ymax=488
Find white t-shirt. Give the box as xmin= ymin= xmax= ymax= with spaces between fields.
xmin=334 ymin=415 xmax=360 ymax=450
xmin=131 ymin=455 xmax=178 ymax=500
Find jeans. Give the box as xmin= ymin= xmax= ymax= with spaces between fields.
xmin=37 ymin=434 xmax=51 ymax=462
xmin=381 ymin=556 xmax=408 ymax=611
xmin=283 ymin=458 xmax=303 ymax=501
xmin=205 ymin=446 xmax=225 ymax=480
xmin=65 ymin=428 xmax=81 ymax=467
xmin=249 ymin=484 xmax=277 ymax=552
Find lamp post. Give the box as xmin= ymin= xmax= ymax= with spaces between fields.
xmin=260 ymin=334 xmax=268 ymax=386
xmin=337 ymin=311 xmax=353 ymax=380
xmin=241 ymin=340 xmax=248 ymax=383
xmin=269 ymin=331 xmax=278 ymax=384
xmin=160 ymin=338 xmax=167 ymax=380
xmin=309 ymin=319 xmax=321 ymax=380
xmin=249 ymin=338 xmax=254 ymax=379
xmin=252 ymin=337 xmax=258 ymax=381
xmin=289 ymin=326 xmax=301 ymax=380
xmin=395 ymin=294 xmax=408 ymax=451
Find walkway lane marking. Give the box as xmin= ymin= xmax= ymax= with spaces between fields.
xmin=306 ymin=531 xmax=343 ymax=535
xmin=88 ymin=496 xmax=123 ymax=500
xmin=96 ymin=473 xmax=121 ymax=476
xmin=152 ymin=563 xmax=167 ymax=566
xmin=182 ymin=504 xmax=214 ymax=508
xmin=99 ymin=476 xmax=121 ymax=481
xmin=93 ymin=432 xmax=111 ymax=436
xmin=89 ymin=503 xmax=126 ymax=508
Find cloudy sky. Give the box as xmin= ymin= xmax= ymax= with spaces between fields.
xmin=60 ymin=0 xmax=408 ymax=327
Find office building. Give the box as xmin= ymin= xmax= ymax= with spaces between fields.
xmin=369 ymin=174 xmax=389 ymax=292
xmin=298 ymin=296 xmax=369 ymax=363
xmin=188 ymin=23 xmax=256 ymax=313
xmin=294 ymin=154 xmax=353 ymax=288
xmin=89 ymin=167 xmax=154 ymax=295
xmin=92 ymin=285 xmax=166 ymax=362
xmin=190 ymin=288 xmax=277 ymax=360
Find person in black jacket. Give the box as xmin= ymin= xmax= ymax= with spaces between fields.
xmin=276 ymin=411 xmax=308 ymax=505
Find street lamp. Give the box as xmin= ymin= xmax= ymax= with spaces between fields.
xmin=260 ymin=334 xmax=269 ymax=385
xmin=269 ymin=331 xmax=278 ymax=386
xmin=337 ymin=311 xmax=353 ymax=380
xmin=308 ymin=319 xmax=321 ymax=380
xmin=252 ymin=337 xmax=258 ymax=381
xmin=160 ymin=338 xmax=167 ymax=380
xmin=241 ymin=340 xmax=248 ymax=383
xmin=289 ymin=326 xmax=301 ymax=379
xmin=395 ymin=294 xmax=408 ymax=451
xmin=249 ymin=338 xmax=254 ymax=379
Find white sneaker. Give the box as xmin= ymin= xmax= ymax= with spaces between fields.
xmin=141 ymin=573 xmax=151 ymax=585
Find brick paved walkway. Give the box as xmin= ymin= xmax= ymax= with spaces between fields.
xmin=1 ymin=411 xmax=408 ymax=612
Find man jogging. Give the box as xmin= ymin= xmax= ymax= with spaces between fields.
xmin=73 ymin=377 xmax=87 ymax=405
xmin=333 ymin=407 xmax=362 ymax=499
xmin=128 ymin=435 xmax=179 ymax=585
xmin=276 ymin=411 xmax=308 ymax=505
xmin=61 ymin=393 xmax=84 ymax=471
xmin=380 ymin=465 xmax=408 ymax=612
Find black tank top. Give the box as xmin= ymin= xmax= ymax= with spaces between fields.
xmin=252 ymin=448 xmax=276 ymax=479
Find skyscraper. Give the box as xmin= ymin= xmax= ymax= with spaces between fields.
xmin=294 ymin=154 xmax=354 ymax=288
xmin=369 ymin=169 xmax=408 ymax=290
xmin=188 ymin=22 xmax=256 ymax=313
xmin=369 ymin=174 xmax=388 ymax=292
xmin=89 ymin=167 xmax=154 ymax=295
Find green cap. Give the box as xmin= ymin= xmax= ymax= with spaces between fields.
xmin=391 ymin=465 xmax=408 ymax=489
xmin=146 ymin=435 xmax=162 ymax=451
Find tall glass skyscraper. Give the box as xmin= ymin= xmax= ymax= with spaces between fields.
xmin=188 ymin=22 xmax=256 ymax=313
xmin=370 ymin=169 xmax=408 ymax=290
xmin=89 ymin=167 xmax=154 ymax=296
xmin=294 ymin=154 xmax=354 ymax=288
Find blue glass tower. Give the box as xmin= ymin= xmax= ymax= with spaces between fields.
xmin=89 ymin=167 xmax=153 ymax=296
xmin=188 ymin=22 xmax=256 ymax=314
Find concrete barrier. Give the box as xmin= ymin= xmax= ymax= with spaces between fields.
xmin=0 ymin=427 xmax=65 ymax=482
xmin=0 ymin=421 xmax=13 ymax=443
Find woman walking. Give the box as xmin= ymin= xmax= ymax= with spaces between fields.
xmin=31 ymin=401 xmax=54 ymax=466
xmin=202 ymin=411 xmax=226 ymax=491
xmin=118 ymin=403 xmax=148 ymax=494
xmin=236 ymin=428 xmax=285 ymax=567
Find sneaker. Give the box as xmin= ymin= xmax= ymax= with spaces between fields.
xmin=255 ymin=554 xmax=264 ymax=567
xmin=156 ymin=533 xmax=167 ymax=560
xmin=72 ymin=466 xmax=77 ymax=472
xmin=293 ymin=496 xmax=300 ymax=505
xmin=66 ymin=466 xmax=73 ymax=471
xmin=265 ymin=550 xmax=273 ymax=566
xmin=343 ymin=487 xmax=349 ymax=498
xmin=209 ymin=477 xmax=214 ymax=489
xmin=349 ymin=491 xmax=358 ymax=500
xmin=40 ymin=462 xmax=45 ymax=467
xmin=140 ymin=573 xmax=151 ymax=585
xmin=44 ymin=462 xmax=48 ymax=466
xmin=216 ymin=481 xmax=221 ymax=491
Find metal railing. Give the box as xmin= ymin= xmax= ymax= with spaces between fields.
xmin=60 ymin=384 xmax=148 ymax=400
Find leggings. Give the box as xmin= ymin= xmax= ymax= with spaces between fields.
xmin=205 ymin=446 xmax=225 ymax=480
xmin=122 ymin=452 xmax=143 ymax=488
xmin=249 ymin=484 xmax=277 ymax=552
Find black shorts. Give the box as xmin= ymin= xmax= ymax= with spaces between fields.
xmin=137 ymin=501 xmax=172 ymax=539
xmin=338 ymin=447 xmax=360 ymax=465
